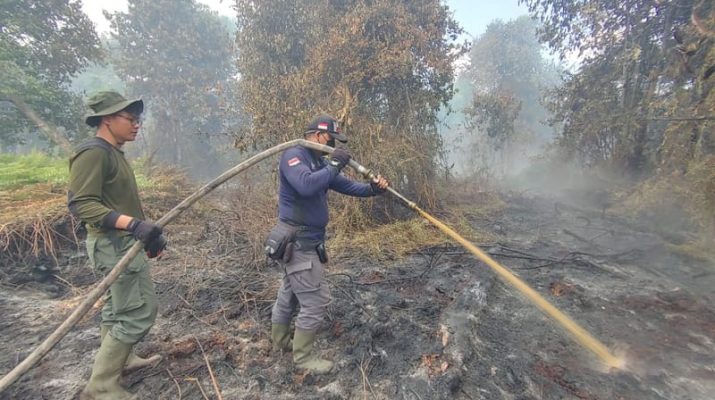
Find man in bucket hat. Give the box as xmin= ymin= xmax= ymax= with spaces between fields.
xmin=270 ymin=114 xmax=389 ymax=374
xmin=69 ymin=90 xmax=166 ymax=400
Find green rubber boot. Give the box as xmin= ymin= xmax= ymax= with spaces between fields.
xmin=293 ymin=328 xmax=333 ymax=374
xmin=80 ymin=334 xmax=138 ymax=400
xmin=271 ymin=323 xmax=292 ymax=353
xmin=100 ymin=325 xmax=162 ymax=372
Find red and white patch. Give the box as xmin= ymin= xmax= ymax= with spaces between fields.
xmin=287 ymin=157 xmax=301 ymax=167
xmin=317 ymin=122 xmax=329 ymax=130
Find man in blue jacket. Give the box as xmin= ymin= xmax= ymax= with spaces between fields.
xmin=271 ymin=115 xmax=388 ymax=374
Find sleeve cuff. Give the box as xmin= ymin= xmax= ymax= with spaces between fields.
xmin=101 ymin=211 xmax=122 ymax=229
xmin=326 ymin=165 xmax=340 ymax=180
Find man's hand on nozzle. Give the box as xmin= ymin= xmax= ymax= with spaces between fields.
xmin=145 ymin=235 xmax=167 ymax=259
xmin=370 ymin=175 xmax=389 ymax=194
xmin=127 ymin=218 xmax=162 ymax=244
xmin=328 ymin=148 xmax=351 ymax=172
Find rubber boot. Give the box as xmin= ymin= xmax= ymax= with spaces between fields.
xmin=271 ymin=323 xmax=292 ymax=353
xmin=293 ymin=328 xmax=333 ymax=374
xmin=100 ymin=325 xmax=162 ymax=372
xmin=80 ymin=334 xmax=138 ymax=400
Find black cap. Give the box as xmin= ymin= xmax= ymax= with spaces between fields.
xmin=305 ymin=114 xmax=348 ymax=143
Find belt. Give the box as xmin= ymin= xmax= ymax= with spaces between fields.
xmin=294 ymin=237 xmax=323 ymax=251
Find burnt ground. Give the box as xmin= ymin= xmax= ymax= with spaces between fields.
xmin=1 ymin=193 xmax=714 ymax=399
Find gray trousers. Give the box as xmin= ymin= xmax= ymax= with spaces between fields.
xmin=271 ymin=248 xmax=331 ymax=331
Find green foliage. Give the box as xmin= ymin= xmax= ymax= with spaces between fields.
xmin=0 ymin=152 xmax=151 ymax=192
xmin=107 ymin=0 xmax=236 ymax=176
xmin=466 ymin=92 xmax=522 ymax=149
xmin=0 ymin=0 xmax=102 ymax=146
xmin=236 ymin=0 xmax=466 ymax=204
xmin=524 ymin=0 xmax=715 ymax=235
xmin=525 ymin=0 xmax=714 ymax=174
xmin=0 ymin=152 xmax=67 ymax=189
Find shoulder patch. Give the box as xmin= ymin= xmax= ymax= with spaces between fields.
xmin=288 ymin=157 xmax=301 ymax=167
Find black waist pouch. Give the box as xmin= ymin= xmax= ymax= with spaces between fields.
xmin=264 ymin=222 xmax=297 ymax=261
xmin=316 ymin=242 xmax=328 ymax=263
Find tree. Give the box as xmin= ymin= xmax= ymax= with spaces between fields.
xmin=107 ymin=0 xmax=235 ymax=175
xmin=523 ymin=0 xmax=715 ymax=175
xmin=460 ymin=16 xmax=560 ymax=175
xmin=235 ymin=0 xmax=466 ymax=204
xmin=71 ymin=39 xmax=126 ymax=96
xmin=522 ymin=0 xmax=715 ymax=235
xmin=0 ymin=0 xmax=103 ymax=150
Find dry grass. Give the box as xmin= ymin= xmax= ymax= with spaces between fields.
xmin=205 ymin=177 xmax=279 ymax=262
xmin=0 ymin=182 xmax=78 ymax=267
xmin=331 ymin=216 xmax=450 ymax=260
xmin=0 ymin=183 xmax=67 ymax=222
xmin=609 ymin=156 xmax=715 ymax=261
xmin=0 ymin=165 xmax=196 ymax=270
xmin=666 ymin=241 xmax=715 ymax=264
xmin=328 ymin=178 xmax=505 ymax=262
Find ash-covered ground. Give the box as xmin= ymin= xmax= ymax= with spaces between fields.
xmin=1 ymin=193 xmax=714 ymax=399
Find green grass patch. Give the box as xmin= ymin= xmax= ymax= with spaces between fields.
xmin=0 ymin=152 xmax=151 ymax=191
xmin=0 ymin=152 xmax=68 ymax=189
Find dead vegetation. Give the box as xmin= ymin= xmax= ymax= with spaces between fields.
xmin=0 ymin=166 xmax=195 ymax=286
xmin=609 ymin=156 xmax=715 ymax=261
xmin=0 ymin=182 xmax=78 ymax=271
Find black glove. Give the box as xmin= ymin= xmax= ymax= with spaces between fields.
xmin=370 ymin=179 xmax=387 ymax=194
xmin=127 ymin=218 xmax=162 ymax=244
xmin=145 ymin=235 xmax=167 ymax=259
xmin=328 ymin=149 xmax=351 ymax=172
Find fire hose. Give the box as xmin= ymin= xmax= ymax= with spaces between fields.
xmin=0 ymin=139 xmax=621 ymax=393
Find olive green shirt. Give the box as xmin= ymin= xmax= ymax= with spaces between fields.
xmin=68 ymin=137 xmax=144 ymax=236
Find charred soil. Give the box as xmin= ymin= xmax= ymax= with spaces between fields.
xmin=1 ymin=193 xmax=714 ymax=399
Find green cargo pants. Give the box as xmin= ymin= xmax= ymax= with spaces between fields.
xmin=87 ymin=233 xmax=158 ymax=345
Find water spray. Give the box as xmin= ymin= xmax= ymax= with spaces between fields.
xmin=347 ymin=155 xmax=624 ymax=370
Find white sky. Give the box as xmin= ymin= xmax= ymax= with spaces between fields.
xmin=82 ymin=0 xmax=235 ymax=34
xmin=81 ymin=1 xmax=574 ymax=69
xmin=82 ymin=0 xmax=527 ymax=37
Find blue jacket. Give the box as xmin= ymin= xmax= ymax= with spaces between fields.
xmin=278 ymin=145 xmax=376 ymax=240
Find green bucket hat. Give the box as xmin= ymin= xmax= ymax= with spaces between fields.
xmin=85 ymin=91 xmax=143 ymax=127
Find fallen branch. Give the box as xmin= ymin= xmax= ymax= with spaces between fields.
xmin=165 ymin=368 xmax=182 ymax=400
xmin=195 ymin=337 xmax=222 ymax=400
xmin=490 ymin=252 xmax=557 ymax=263
xmin=645 ymin=116 xmax=715 ymax=121
xmin=185 ymin=377 xmax=210 ymax=400
xmin=177 ymin=294 xmax=215 ymax=328
xmin=331 ymin=282 xmax=374 ymax=319
xmin=0 ymin=94 xmax=73 ymax=155
xmin=563 ymin=229 xmax=599 ymax=247
xmin=490 ymin=244 xmax=640 ymax=275
xmin=359 ymin=355 xmax=376 ymax=400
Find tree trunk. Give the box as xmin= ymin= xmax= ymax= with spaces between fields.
xmin=2 ymin=94 xmax=73 ymax=156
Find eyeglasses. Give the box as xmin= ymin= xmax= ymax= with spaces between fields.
xmin=115 ymin=114 xmax=143 ymax=126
